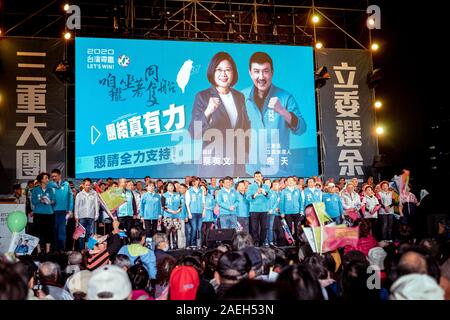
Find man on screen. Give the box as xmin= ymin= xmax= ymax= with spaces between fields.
xmin=242 ymin=52 xmax=307 ymax=176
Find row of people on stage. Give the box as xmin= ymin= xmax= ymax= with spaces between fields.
xmin=15 ymin=169 xmax=419 ymax=253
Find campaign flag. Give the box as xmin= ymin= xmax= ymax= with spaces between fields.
xmin=305 ymin=204 xmax=320 ymax=227
xmin=313 ymin=225 xmax=359 ymax=253
xmin=391 ymin=169 xmax=410 ymax=194
xmin=73 ymin=223 xmax=86 ymax=240
xmin=302 ymin=226 xmax=318 ymax=253
xmin=98 ymin=187 xmax=126 ymax=215
xmin=312 ymin=202 xmax=332 ymax=225
xmin=281 ymin=218 xmax=295 ymax=245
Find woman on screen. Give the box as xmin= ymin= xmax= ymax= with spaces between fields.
xmin=188 ymin=52 xmax=250 ymax=177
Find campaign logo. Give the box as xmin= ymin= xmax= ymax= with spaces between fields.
xmin=118 ymin=54 xmax=130 ymax=67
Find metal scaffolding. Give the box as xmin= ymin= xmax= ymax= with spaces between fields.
xmin=2 ymin=0 xmax=372 ymax=49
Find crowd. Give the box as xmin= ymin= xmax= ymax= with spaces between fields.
xmin=1 ymin=169 xmax=449 ymax=300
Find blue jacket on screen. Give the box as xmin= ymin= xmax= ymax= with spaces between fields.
xmin=203 ymin=193 xmax=217 ymax=223
xmin=140 ymin=192 xmax=162 ymax=220
xmin=242 ymin=84 xmax=307 ymax=176
xmin=280 ymin=187 xmax=302 ymax=215
xmin=31 ymin=186 xmax=56 ymax=214
xmin=217 ymin=188 xmax=239 ymax=216
xmin=236 ymin=191 xmax=250 ymax=218
xmin=162 ymin=192 xmax=182 ymax=219
xmin=246 ymin=182 xmax=270 ymax=212
xmin=322 ymin=193 xmax=344 ymax=219
xmin=48 ymin=181 xmax=74 ymax=212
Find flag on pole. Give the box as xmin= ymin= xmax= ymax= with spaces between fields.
xmin=97 ymin=187 xmax=127 ymax=216
xmin=313 ymin=225 xmax=359 ymax=253
xmin=281 ymin=218 xmax=295 ymax=245
xmin=391 ymin=169 xmax=410 ymax=194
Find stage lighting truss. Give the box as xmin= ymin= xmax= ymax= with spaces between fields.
xmin=2 ymin=1 xmax=375 ymax=50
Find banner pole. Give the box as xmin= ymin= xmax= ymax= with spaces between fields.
xmin=314 ymin=49 xmax=326 ymax=178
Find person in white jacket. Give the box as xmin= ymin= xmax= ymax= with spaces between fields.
xmin=74 ymin=178 xmax=99 ymax=249
xmin=340 ymin=183 xmax=362 ymax=223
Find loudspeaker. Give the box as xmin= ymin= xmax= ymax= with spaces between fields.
xmin=206 ymin=228 xmax=236 ymax=249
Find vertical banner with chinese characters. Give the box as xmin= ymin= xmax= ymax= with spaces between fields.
xmin=0 ymin=38 xmax=65 ymax=193
xmin=316 ymin=49 xmax=377 ymax=182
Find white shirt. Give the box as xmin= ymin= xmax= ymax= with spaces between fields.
xmin=340 ymin=191 xmax=361 ymax=210
xmin=219 ymin=92 xmax=238 ymax=128
xmin=378 ymin=191 xmax=394 ymax=215
xmin=362 ymin=195 xmax=380 ymax=218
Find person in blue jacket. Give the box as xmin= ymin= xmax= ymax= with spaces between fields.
xmin=140 ymin=182 xmax=162 ymax=238
xmin=216 ymin=176 xmax=239 ymax=229
xmin=162 ymin=182 xmax=183 ymax=250
xmin=116 ymin=178 xmax=137 ymax=232
xmin=31 ymin=172 xmax=56 ymax=254
xmin=280 ymin=176 xmax=303 ymax=246
xmin=235 ymin=180 xmax=250 ymax=233
xmin=323 ymin=183 xmax=345 ymax=224
xmin=48 ymin=168 xmax=74 ymax=252
xmin=201 ymin=184 xmax=217 ymax=246
xmin=178 ymin=183 xmax=189 ymax=249
xmin=242 ymin=52 xmax=307 ymax=177
xmin=246 ymin=171 xmax=270 ymax=246
xmin=208 ymin=177 xmax=220 ymax=196
xmin=118 ymin=227 xmax=156 ymax=279
xmin=185 ymin=177 xmax=205 ymax=248
xmin=302 ymin=178 xmax=323 ymax=214
xmin=267 ymin=179 xmax=282 ymax=246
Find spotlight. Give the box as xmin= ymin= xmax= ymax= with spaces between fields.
xmin=374 ymin=101 xmax=382 ymax=109
xmin=376 ymin=126 xmax=384 ymax=135
xmin=371 ymin=43 xmax=379 ymax=51
xmin=368 ymin=18 xmax=375 ymax=26
xmin=63 ymin=4 xmax=70 ymax=12
xmin=64 ymin=32 xmax=71 ymax=40
xmin=312 ymin=15 xmax=320 ymax=23
xmin=315 ymin=42 xmax=323 ymax=49
xmin=315 ymin=66 xmax=331 ymax=89
xmin=367 ymin=69 xmax=383 ymax=89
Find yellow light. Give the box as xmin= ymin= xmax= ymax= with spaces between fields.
xmin=376 ymin=126 xmax=384 ymax=135
xmin=64 ymin=4 xmax=70 ymax=11
xmin=374 ymin=101 xmax=382 ymax=109
xmin=315 ymin=42 xmax=323 ymax=49
xmin=312 ymin=15 xmax=320 ymax=23
xmin=371 ymin=43 xmax=379 ymax=51
xmin=368 ymin=18 xmax=375 ymax=26
xmin=64 ymin=32 xmax=71 ymax=40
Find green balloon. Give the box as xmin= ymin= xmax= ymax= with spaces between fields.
xmin=7 ymin=211 xmax=27 ymax=233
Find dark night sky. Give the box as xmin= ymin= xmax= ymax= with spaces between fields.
xmin=370 ymin=0 xmax=447 ymax=191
